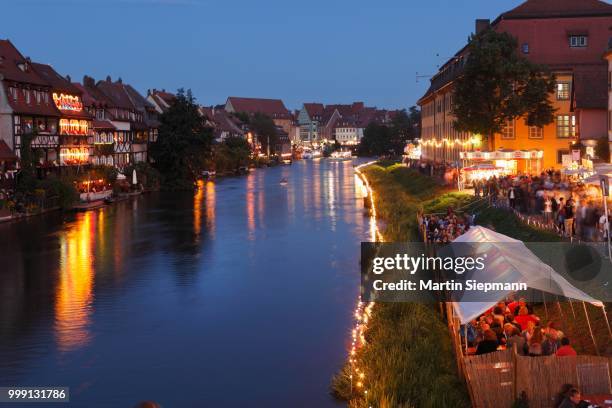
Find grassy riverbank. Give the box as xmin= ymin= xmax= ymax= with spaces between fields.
xmin=333 ymin=162 xmax=611 ymax=407
xmin=332 ymin=163 xmax=471 ymax=408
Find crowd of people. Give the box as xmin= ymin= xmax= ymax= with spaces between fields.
xmin=471 ymin=170 xmax=610 ymax=242
xmin=461 ymin=298 xmax=578 ymax=358
xmin=418 ymin=207 xmax=474 ymax=243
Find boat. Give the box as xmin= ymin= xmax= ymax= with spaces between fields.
xmin=72 ymin=200 xmax=106 ymax=212
xmin=280 ymin=177 xmax=288 ymax=185
xmin=330 ymin=151 xmax=353 ymax=160
xmin=202 ymin=170 xmax=216 ymax=179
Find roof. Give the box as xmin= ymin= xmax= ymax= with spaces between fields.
xmin=573 ymin=66 xmax=608 ymax=109
xmin=226 ymin=96 xmax=290 ymax=118
xmin=0 ymin=39 xmax=48 ymax=86
xmin=124 ymin=84 xmax=155 ymax=112
xmin=0 ymin=140 xmax=17 ymax=161
xmin=303 ymin=103 xmax=324 ymax=118
xmin=96 ymin=78 xmax=134 ymax=110
xmin=31 ymin=63 xmax=80 ymax=94
xmin=92 ymin=120 xmax=116 ymax=130
xmin=499 ymin=0 xmax=612 ymax=20
xmin=74 ymin=77 xmax=114 ymax=108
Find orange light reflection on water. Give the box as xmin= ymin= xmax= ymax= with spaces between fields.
xmin=55 ymin=211 xmax=96 ymax=352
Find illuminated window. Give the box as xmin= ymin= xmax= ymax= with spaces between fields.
xmin=556 ymin=82 xmax=570 ymax=100
xmin=501 ymin=119 xmax=515 ymax=139
xmin=556 ymin=115 xmax=575 ymax=138
xmin=528 ymin=126 xmax=543 ymax=139
xmin=569 ymin=35 xmax=588 ymax=48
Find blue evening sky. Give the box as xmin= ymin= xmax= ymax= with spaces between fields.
xmin=0 ymin=0 xmax=524 ymax=110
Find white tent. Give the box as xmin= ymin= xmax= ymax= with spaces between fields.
xmin=451 ymin=226 xmax=603 ymax=324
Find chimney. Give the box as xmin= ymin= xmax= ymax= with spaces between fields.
xmin=475 ymin=19 xmax=490 ymax=35
xmin=117 ymin=77 xmax=122 ymax=84
xmin=65 ymin=74 xmax=71 ymax=82
xmin=106 ymin=75 xmax=111 ymax=82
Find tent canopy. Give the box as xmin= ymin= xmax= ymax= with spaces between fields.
xmin=451 ymin=226 xmax=603 ymax=324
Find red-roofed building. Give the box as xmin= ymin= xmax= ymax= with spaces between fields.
xmin=418 ymin=0 xmax=612 ymax=171
xmin=147 ymin=89 xmax=176 ymax=114
xmin=224 ymin=96 xmax=292 ymax=135
xmin=298 ymin=102 xmax=390 ymax=146
xmin=0 ymin=39 xmax=61 ymax=168
xmin=32 ymin=62 xmax=94 ymax=167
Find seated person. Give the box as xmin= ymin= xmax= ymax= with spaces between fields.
xmin=555 ymin=337 xmax=577 ymax=357
xmin=475 ymin=330 xmax=499 ymax=355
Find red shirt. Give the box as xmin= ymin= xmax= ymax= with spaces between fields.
xmin=514 ymin=314 xmax=538 ymax=331
xmin=556 ymin=345 xmax=577 ymax=357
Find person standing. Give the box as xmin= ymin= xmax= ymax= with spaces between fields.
xmin=565 ymin=197 xmax=575 ymax=237
xmin=509 ymin=186 xmax=516 ymax=209
xmin=544 ymin=195 xmax=553 ymax=225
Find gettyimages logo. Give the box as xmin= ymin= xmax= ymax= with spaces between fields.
xmin=361 ymin=242 xmax=611 ymax=303
xmin=372 ymin=253 xmax=486 ymax=275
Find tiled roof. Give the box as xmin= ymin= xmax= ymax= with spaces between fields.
xmin=573 ymin=65 xmax=608 ymax=109
xmin=92 ymin=120 xmax=116 ymax=130
xmin=0 ymin=39 xmax=48 ymax=86
xmin=31 ymin=63 xmax=81 ymax=95
xmin=303 ymin=103 xmax=324 ymax=118
xmin=227 ymin=96 xmax=290 ymax=118
xmin=500 ymin=0 xmax=612 ymax=20
xmin=2 ymin=82 xmax=60 ymax=116
xmin=96 ymin=78 xmax=134 ymax=110
xmin=73 ymin=77 xmax=114 ymax=108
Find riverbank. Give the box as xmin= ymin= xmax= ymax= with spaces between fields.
xmin=333 ymin=161 xmax=611 ymax=407
xmin=332 ymin=162 xmax=471 ymax=407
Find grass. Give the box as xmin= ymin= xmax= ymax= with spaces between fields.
xmin=332 ymin=162 xmax=471 ymax=407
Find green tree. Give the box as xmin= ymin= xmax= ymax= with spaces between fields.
xmin=249 ymin=113 xmax=278 ymax=155
xmin=358 ymin=122 xmax=393 ymax=156
xmin=150 ymin=89 xmax=213 ymax=189
xmin=452 ymin=29 xmax=556 ymax=150
xmin=16 ymin=130 xmax=39 ymax=192
xmin=213 ymin=136 xmax=251 ymax=172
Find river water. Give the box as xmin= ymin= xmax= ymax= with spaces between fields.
xmin=0 ymin=158 xmax=372 ymax=407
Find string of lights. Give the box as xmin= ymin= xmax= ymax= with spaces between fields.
xmin=349 ymin=161 xmax=381 ymax=403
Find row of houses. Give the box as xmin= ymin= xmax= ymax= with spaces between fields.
xmin=418 ymin=0 xmax=612 ymax=173
xmin=0 ymin=38 xmax=401 ymax=177
xmin=0 ymin=39 xmax=160 ymax=172
xmin=223 ymin=96 xmax=401 ymax=148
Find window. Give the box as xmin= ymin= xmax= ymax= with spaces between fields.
xmin=501 ymin=119 xmax=515 ymax=139
xmin=556 ymin=115 xmax=575 ymax=138
xmin=569 ymin=35 xmax=588 ymax=48
xmin=556 ymin=82 xmax=570 ymax=100
xmin=528 ymin=126 xmax=543 ymax=139
xmin=521 ymin=43 xmax=529 ymax=54
xmin=557 ymin=149 xmax=570 ymax=164
xmin=24 ymin=90 xmax=30 ymax=104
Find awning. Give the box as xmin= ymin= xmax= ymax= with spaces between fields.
xmin=451 ymin=226 xmax=603 ymax=324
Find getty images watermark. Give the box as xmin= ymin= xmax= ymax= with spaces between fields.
xmin=360 ymin=242 xmax=612 ymax=303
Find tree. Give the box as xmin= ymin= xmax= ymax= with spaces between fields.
xmin=249 ymin=113 xmax=278 ymax=155
xmin=358 ymin=122 xmax=393 ymax=156
xmin=16 ymin=130 xmax=39 ymax=192
xmin=213 ymin=136 xmax=251 ymax=172
xmin=150 ymin=89 xmax=213 ymax=189
xmin=452 ymin=29 xmax=556 ymax=150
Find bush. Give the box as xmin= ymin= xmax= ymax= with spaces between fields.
xmin=37 ymin=176 xmax=78 ymax=210
xmin=123 ymin=162 xmax=161 ymax=191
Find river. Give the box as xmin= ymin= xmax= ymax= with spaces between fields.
xmin=0 ymin=158 xmax=372 ymax=407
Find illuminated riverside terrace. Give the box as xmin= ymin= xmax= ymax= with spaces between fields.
xmin=0 ymin=159 xmax=372 ymax=407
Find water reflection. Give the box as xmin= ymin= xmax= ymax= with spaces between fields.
xmin=55 ymin=211 xmax=95 ymax=352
